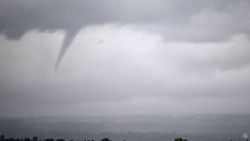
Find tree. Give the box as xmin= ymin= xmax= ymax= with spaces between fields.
xmin=0 ymin=135 xmax=5 ymax=140
xmin=32 ymin=137 xmax=38 ymax=141
xmin=100 ymin=138 xmax=111 ymax=141
xmin=56 ymin=139 xmax=65 ymax=141
xmin=174 ymin=138 xmax=187 ymax=141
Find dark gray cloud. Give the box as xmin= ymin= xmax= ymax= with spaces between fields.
xmin=0 ymin=0 xmax=200 ymax=38
xmin=0 ymin=0 xmax=203 ymax=68
xmin=1 ymin=0 xmax=249 ymax=40
xmin=1 ymin=0 xmax=250 ymax=68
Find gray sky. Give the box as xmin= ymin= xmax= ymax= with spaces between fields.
xmin=0 ymin=0 xmax=250 ymax=117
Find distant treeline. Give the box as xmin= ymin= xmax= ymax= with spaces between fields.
xmin=0 ymin=134 xmax=110 ymax=141
xmin=0 ymin=134 xmax=189 ymax=141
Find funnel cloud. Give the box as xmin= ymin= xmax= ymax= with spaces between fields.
xmin=55 ymin=30 xmax=78 ymax=71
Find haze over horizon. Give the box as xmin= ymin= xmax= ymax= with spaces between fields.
xmin=0 ymin=0 xmax=250 ymax=118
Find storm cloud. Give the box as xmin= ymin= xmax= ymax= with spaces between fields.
xmin=1 ymin=0 xmax=249 ymax=40
xmin=1 ymin=0 xmax=250 ymax=68
xmin=0 ymin=0 xmax=250 ymax=117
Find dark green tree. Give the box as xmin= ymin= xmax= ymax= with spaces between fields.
xmin=100 ymin=138 xmax=111 ymax=141
xmin=174 ymin=138 xmax=187 ymax=141
xmin=0 ymin=135 xmax=5 ymax=141
xmin=56 ymin=139 xmax=65 ymax=141
xmin=32 ymin=137 xmax=38 ymax=141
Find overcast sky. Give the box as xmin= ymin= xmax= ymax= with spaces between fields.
xmin=0 ymin=0 xmax=250 ymax=117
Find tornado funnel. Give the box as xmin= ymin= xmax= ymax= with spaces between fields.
xmin=55 ymin=31 xmax=77 ymax=72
